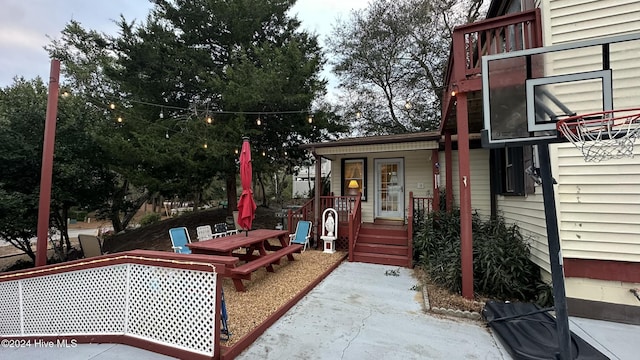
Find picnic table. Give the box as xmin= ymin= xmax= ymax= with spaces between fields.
xmin=187 ymin=229 xmax=302 ymax=291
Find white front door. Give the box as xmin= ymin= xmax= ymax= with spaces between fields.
xmin=374 ymin=158 xmax=404 ymax=219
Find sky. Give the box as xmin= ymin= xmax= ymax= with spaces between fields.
xmin=0 ymin=0 xmax=370 ymax=95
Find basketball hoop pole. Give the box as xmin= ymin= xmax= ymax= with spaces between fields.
xmin=537 ymin=144 xmax=572 ymax=360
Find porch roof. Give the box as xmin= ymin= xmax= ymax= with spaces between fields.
xmin=301 ymin=131 xmax=440 ymax=159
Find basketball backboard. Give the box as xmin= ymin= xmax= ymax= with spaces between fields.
xmin=481 ymin=32 xmax=640 ymax=147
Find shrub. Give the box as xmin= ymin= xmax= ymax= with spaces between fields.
xmin=139 ymin=212 xmax=162 ymax=226
xmin=413 ymin=209 xmax=552 ymax=305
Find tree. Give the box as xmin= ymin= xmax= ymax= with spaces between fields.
xmin=0 ymin=78 xmax=114 ymax=262
xmin=48 ymin=0 xmax=348 ymax=220
xmin=328 ymin=0 xmax=486 ymax=135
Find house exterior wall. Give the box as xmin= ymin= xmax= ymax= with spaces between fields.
xmin=439 ymin=149 xmax=492 ymax=218
xmin=329 ymin=150 xmax=433 ymax=223
xmin=492 ymin=0 xmax=640 ymax=312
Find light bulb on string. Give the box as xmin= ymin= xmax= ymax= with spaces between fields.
xmin=262 ymin=151 xmax=266 ymax=156
xmin=165 ymin=131 xmax=169 ymax=139
xmin=206 ymin=115 xmax=213 ymax=124
xmin=203 ymin=143 xmax=208 ymax=149
xmin=159 ymin=109 xmax=164 ymax=119
xmin=307 ymin=114 xmax=313 ymax=124
xmin=356 ymin=111 xmax=362 ymax=119
xmin=256 ymin=117 xmax=262 ymax=126
xmin=284 ymin=150 xmax=288 ymax=156
xmin=117 ymin=116 xmax=123 ymax=123
xmin=234 ymin=148 xmax=239 ymax=155
xmin=109 ymin=103 xmax=116 ymax=110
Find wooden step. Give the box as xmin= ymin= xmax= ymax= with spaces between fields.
xmin=359 ymin=225 xmax=407 ymax=238
xmin=357 ymin=233 xmax=407 ymax=246
xmin=355 ymin=243 xmax=408 ymax=256
xmin=352 ymin=252 xmax=409 ymax=267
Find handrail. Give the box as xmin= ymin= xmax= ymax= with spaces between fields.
xmin=409 ymin=194 xmax=434 ymax=267
xmin=441 ymin=9 xmax=542 ymax=125
xmin=287 ymin=198 xmax=314 ymax=234
xmin=408 ymin=192 xmax=414 ymax=267
xmin=348 ymin=196 xmax=362 ymax=262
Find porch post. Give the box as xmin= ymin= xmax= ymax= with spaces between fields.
xmin=313 ymin=151 xmax=322 ymax=249
xmin=444 ymin=132 xmax=453 ymax=212
xmin=431 ymin=149 xmax=440 ymax=211
xmin=455 ymin=92 xmax=474 ymax=300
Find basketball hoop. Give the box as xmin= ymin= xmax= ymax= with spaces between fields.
xmin=556 ymin=108 xmax=640 ymax=162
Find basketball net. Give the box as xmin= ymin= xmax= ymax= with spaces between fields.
xmin=556 ymin=108 xmax=640 ymax=162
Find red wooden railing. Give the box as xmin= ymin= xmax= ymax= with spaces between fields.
xmin=288 ymin=195 xmax=361 ymax=254
xmin=348 ymin=196 xmax=362 ymax=262
xmin=287 ymin=198 xmax=314 ymax=235
xmin=409 ymin=192 xmax=434 ymax=266
xmin=442 ymin=9 xmax=542 ymax=122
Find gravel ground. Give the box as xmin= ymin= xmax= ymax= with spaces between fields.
xmin=222 ymin=248 xmax=345 ymax=346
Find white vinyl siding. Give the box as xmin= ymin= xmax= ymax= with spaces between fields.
xmin=497 ymin=191 xmax=549 ymax=272
xmin=555 ymin=143 xmax=640 ymax=262
xmin=330 ymin=150 xmax=433 ymax=223
xmin=547 ymin=0 xmax=640 ymax=43
xmin=439 ymin=149 xmax=492 ymax=218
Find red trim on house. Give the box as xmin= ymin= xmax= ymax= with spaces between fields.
xmin=564 ymin=258 xmax=640 ymax=283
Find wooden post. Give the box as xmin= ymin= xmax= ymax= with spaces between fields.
xmin=36 ymin=59 xmax=60 ymax=267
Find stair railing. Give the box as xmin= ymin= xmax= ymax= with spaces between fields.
xmin=348 ymin=195 xmax=362 ymax=262
xmin=409 ymin=193 xmax=434 ymax=267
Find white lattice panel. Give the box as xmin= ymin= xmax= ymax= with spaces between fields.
xmin=0 ymin=280 xmax=22 ymax=334
xmin=21 ymin=265 xmax=128 ymax=334
xmin=127 ymin=264 xmax=217 ymax=355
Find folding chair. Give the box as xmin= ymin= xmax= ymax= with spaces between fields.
xmin=213 ymin=223 xmax=228 ymax=238
xmin=196 ymin=225 xmax=214 ymax=241
xmin=289 ymin=220 xmax=312 ymax=252
xmin=169 ymin=227 xmax=192 ymax=254
xmin=78 ymin=234 xmax=104 ymax=258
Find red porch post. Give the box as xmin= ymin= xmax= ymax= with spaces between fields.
xmin=444 ymin=132 xmax=453 ymax=212
xmin=313 ymin=151 xmax=322 ymax=249
xmin=455 ymin=91 xmax=474 ymax=299
xmin=431 ymin=149 xmax=440 ymax=211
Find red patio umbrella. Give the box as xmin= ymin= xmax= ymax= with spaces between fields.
xmin=237 ymin=137 xmax=257 ymax=235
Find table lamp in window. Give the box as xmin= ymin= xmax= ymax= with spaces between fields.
xmin=347 ymin=179 xmax=360 ymax=196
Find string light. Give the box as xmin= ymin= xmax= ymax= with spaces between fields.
xmin=109 ymin=103 xmax=116 ymax=110
xmin=206 ymin=115 xmax=213 ymax=124
xmin=165 ymin=131 xmax=169 ymax=139
xmin=307 ymin=114 xmax=313 ymax=124
xmin=256 ymin=117 xmax=262 ymax=126
xmin=262 ymin=151 xmax=266 ymax=156
xmin=404 ymin=102 xmax=412 ymax=110
xmin=159 ymin=109 xmax=164 ymax=119
xmin=117 ymin=116 xmax=123 ymax=123
xmin=203 ymin=143 xmax=208 ymax=149
xmin=356 ymin=111 xmax=362 ymax=119
xmin=234 ymin=149 xmax=239 ymax=155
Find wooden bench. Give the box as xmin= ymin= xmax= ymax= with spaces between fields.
xmin=228 ymin=244 xmax=303 ymax=291
xmin=129 ymin=250 xmax=240 ymax=276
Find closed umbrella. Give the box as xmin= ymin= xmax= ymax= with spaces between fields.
xmin=237 ymin=137 xmax=257 ymax=235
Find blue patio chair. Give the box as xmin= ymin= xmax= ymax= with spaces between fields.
xmin=169 ymin=227 xmax=192 ymax=254
xmin=289 ymin=220 xmax=312 ymax=252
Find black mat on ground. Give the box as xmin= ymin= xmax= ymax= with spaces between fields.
xmin=482 ymin=301 xmax=608 ymax=360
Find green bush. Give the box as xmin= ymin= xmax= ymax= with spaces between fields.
xmin=139 ymin=212 xmax=162 ymax=226
xmin=413 ymin=209 xmax=551 ymax=305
